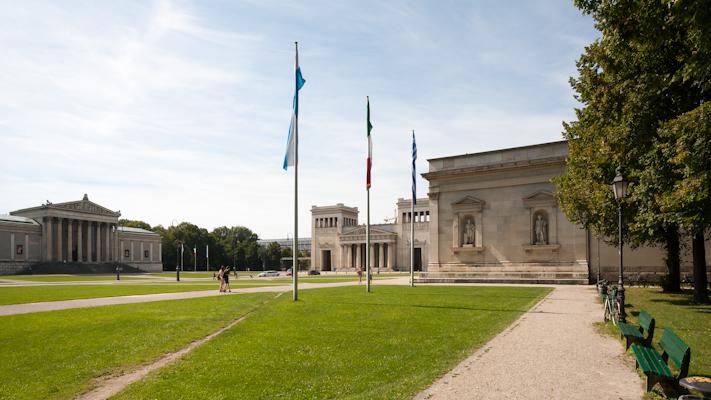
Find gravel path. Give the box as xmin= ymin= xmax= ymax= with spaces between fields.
xmin=415 ymin=285 xmax=643 ymax=400
xmin=0 ymin=279 xmax=408 ymax=316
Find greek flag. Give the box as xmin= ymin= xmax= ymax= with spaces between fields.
xmin=412 ymin=130 xmax=417 ymax=205
xmin=283 ymin=43 xmax=306 ymax=170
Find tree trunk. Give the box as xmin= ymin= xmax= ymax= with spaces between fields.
xmin=663 ymin=226 xmax=681 ymax=292
xmin=692 ymin=231 xmax=709 ymax=304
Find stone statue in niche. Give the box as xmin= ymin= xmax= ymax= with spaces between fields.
xmin=534 ymin=214 xmax=548 ymax=245
xmin=463 ymin=217 xmax=475 ymax=246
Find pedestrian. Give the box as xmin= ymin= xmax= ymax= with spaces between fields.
xmin=357 ymin=266 xmax=363 ymax=284
xmin=217 ymin=266 xmax=225 ymax=293
xmin=223 ymin=266 xmax=232 ymax=293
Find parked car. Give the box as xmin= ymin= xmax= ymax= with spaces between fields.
xmin=257 ymin=270 xmax=279 ymax=277
xmin=286 ymin=268 xmax=293 ymax=277
xmin=308 ymin=270 xmax=321 ymax=276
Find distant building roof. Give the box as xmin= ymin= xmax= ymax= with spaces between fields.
xmin=117 ymin=226 xmax=159 ymax=235
xmin=257 ymin=238 xmax=311 ymax=251
xmin=0 ymin=215 xmax=40 ymax=226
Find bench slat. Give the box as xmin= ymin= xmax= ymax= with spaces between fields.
xmin=659 ymin=328 xmax=690 ymax=370
xmin=618 ymin=322 xmax=643 ymax=338
xmin=632 ymin=344 xmax=673 ymax=379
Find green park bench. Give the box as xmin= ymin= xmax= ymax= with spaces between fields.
xmin=631 ymin=328 xmax=691 ymax=392
xmin=617 ymin=310 xmax=655 ymax=349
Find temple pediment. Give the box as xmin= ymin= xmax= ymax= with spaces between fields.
xmin=12 ymin=194 xmax=121 ymax=218
xmin=49 ymin=194 xmax=120 ymax=217
xmin=452 ymin=195 xmax=484 ymax=212
xmin=522 ymin=191 xmax=557 ymax=208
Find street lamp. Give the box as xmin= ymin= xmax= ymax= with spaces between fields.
xmin=611 ymin=166 xmax=629 ymax=323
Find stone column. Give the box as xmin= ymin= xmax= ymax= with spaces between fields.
xmin=77 ymin=221 xmax=83 ymax=262
xmin=368 ymin=243 xmax=375 ymax=273
xmin=355 ymin=244 xmax=361 ymax=270
xmin=87 ymin=221 xmax=93 ymax=262
xmin=378 ymin=243 xmax=384 ymax=269
xmin=159 ymin=242 xmax=162 ymax=262
xmin=96 ymin=223 xmax=102 ymax=262
xmin=10 ymin=233 xmax=15 ymax=260
xmin=387 ymin=242 xmax=394 ymax=270
xmin=48 ymin=217 xmax=54 ymax=261
xmin=57 ymin=218 xmax=64 ymax=262
xmin=67 ymin=220 xmax=73 ymax=262
xmin=105 ymin=225 xmax=111 ymax=261
xmin=428 ymin=192 xmax=440 ymax=270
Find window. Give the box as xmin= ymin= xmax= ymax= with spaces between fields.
xmin=144 ymin=250 xmax=150 ymax=258
xmin=16 ymin=244 xmax=23 ymax=255
xmin=124 ymin=249 xmax=130 ymax=258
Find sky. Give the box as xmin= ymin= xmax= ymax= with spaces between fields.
xmin=0 ymin=0 xmax=599 ymax=239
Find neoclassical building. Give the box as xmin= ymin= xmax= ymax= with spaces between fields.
xmin=422 ymin=140 xmax=710 ymax=283
xmin=311 ymin=141 xmax=710 ymax=283
xmin=0 ymin=195 xmax=162 ymax=274
xmin=310 ymin=200 xmax=430 ymax=272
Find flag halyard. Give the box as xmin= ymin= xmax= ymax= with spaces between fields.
xmin=412 ymin=130 xmax=417 ymax=205
xmin=366 ymin=97 xmax=373 ymax=189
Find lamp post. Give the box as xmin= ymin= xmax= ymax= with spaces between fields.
xmin=612 ymin=166 xmax=629 ymax=323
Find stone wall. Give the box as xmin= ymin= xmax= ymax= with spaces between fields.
xmin=591 ymin=236 xmax=711 ymax=283
xmin=117 ymin=231 xmax=162 ymax=272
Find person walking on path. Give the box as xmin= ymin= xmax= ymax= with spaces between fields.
xmin=217 ymin=266 xmax=225 ymax=293
xmin=223 ymin=266 xmax=232 ymax=293
xmin=357 ymin=266 xmax=363 ymax=284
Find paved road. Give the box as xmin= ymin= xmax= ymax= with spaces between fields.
xmin=0 ymin=277 xmax=409 ymax=316
xmin=414 ymin=285 xmax=643 ymax=400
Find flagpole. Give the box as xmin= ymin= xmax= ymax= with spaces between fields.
xmin=366 ymin=96 xmax=371 ymax=293
xmin=411 ymin=132 xmax=415 ymax=287
xmin=367 ymin=183 xmax=371 ymax=293
xmin=293 ymin=41 xmax=299 ymax=301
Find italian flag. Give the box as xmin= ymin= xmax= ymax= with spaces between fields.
xmin=367 ymin=97 xmax=373 ymax=189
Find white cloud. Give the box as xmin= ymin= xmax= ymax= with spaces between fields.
xmin=0 ymin=0 xmax=597 ymax=238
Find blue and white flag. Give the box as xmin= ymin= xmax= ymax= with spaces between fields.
xmin=412 ymin=130 xmax=417 ymax=205
xmin=283 ymin=43 xmax=306 ymax=170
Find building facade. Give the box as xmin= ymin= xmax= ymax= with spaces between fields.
xmin=422 ymin=141 xmax=710 ymax=283
xmin=310 ymin=200 xmax=430 ymax=271
xmin=0 ymin=194 xmax=162 ymax=274
xmin=311 ymin=140 xmax=710 ymax=283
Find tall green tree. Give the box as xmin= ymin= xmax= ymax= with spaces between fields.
xmin=118 ymin=219 xmax=152 ymax=230
xmin=651 ymin=104 xmax=711 ymax=303
xmin=556 ymin=0 xmax=710 ymax=296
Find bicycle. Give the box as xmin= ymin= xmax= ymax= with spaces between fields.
xmin=603 ymin=285 xmax=621 ymax=325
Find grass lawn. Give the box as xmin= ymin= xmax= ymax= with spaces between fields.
xmin=150 ymin=271 xmax=216 ymax=278
xmin=0 ymin=283 xmax=284 ymax=305
xmin=623 ymin=287 xmax=711 ymax=376
xmin=0 ymin=274 xmax=152 ymax=282
xmin=0 ymin=293 xmax=275 ymax=400
xmin=116 ymin=285 xmax=550 ymax=399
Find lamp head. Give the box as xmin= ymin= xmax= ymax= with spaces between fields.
xmin=612 ymin=166 xmax=628 ymax=201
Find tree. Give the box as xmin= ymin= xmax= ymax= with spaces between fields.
xmin=118 ymin=219 xmax=152 ymax=230
xmin=556 ymin=0 xmax=710 ymax=293
xmin=261 ymin=242 xmax=283 ymax=269
xmin=653 ymin=103 xmax=711 ymax=303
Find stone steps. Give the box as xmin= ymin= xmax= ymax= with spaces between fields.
xmin=414 ymin=277 xmax=588 ymax=285
xmin=416 ymin=267 xmax=590 ymax=285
